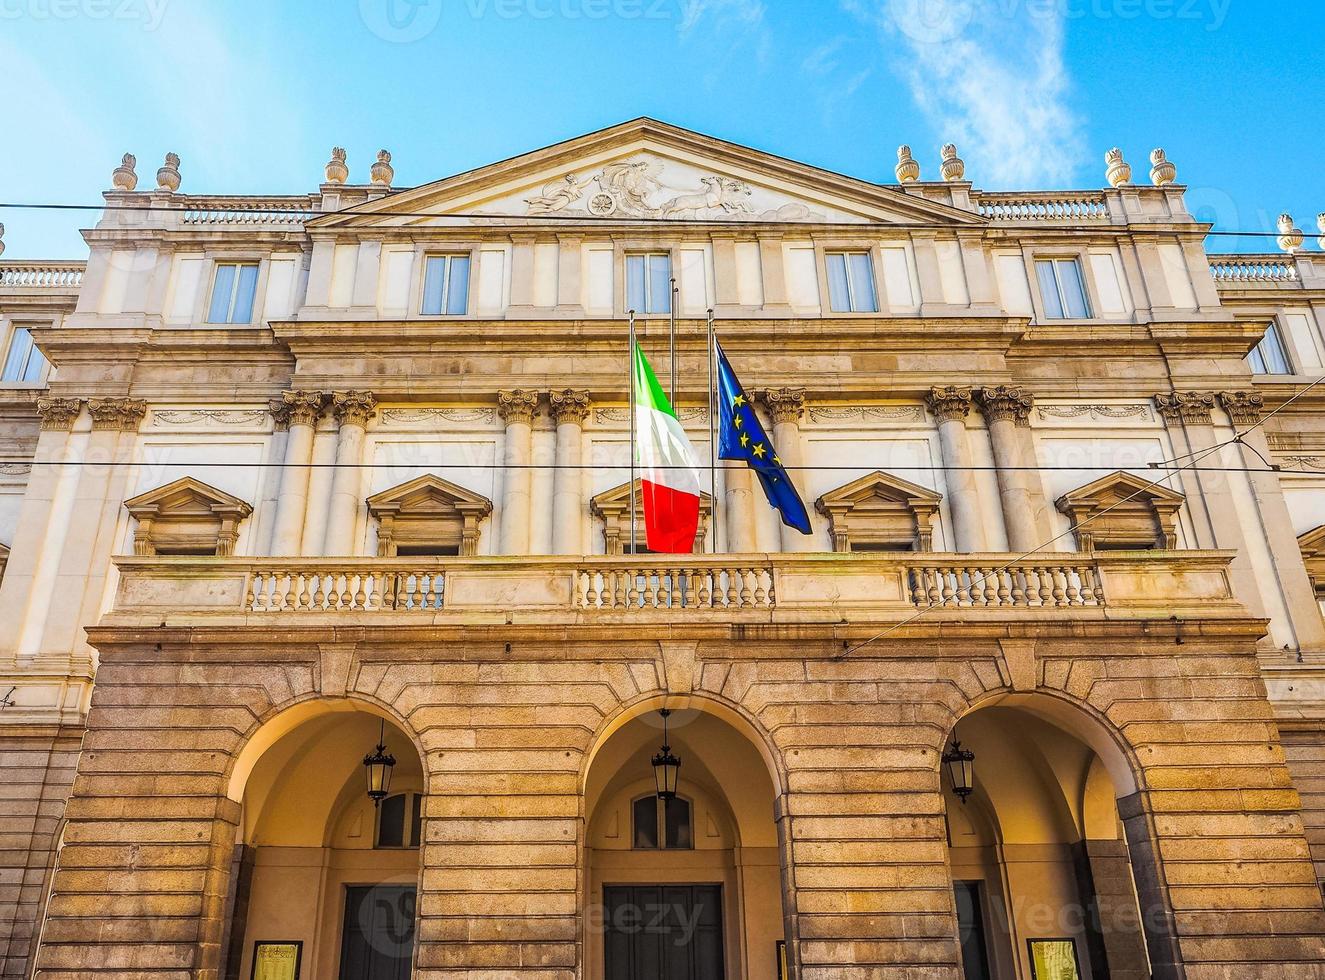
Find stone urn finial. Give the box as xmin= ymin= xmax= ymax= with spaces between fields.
xmin=1277 ymin=213 xmax=1304 ymax=254
xmin=112 ymin=153 xmax=138 ymax=191
xmin=1316 ymin=212 xmax=1325 ymax=251
xmin=1149 ymin=148 xmax=1176 ymax=186
xmin=370 ymin=149 xmax=394 ymax=187
xmin=940 ymin=143 xmax=965 ymax=181
xmin=325 ymin=147 xmax=348 ymax=184
xmin=0 ymin=222 xmax=6 ymax=259
xmin=156 ymin=152 xmax=181 ymax=193
xmin=1104 ymin=147 xmax=1131 ymax=187
xmin=895 ymin=144 xmax=920 ymax=183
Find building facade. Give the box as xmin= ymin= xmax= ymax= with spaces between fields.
xmin=1 ymin=119 xmax=1324 ymax=979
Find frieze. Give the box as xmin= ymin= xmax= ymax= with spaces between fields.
xmin=379 ymin=408 xmax=497 ymax=425
xmin=1283 ymin=456 xmax=1325 ymax=472
xmin=594 ymin=407 xmax=709 ymax=424
xmin=806 ymin=405 xmax=926 ymax=424
xmin=1035 ymin=404 xmax=1153 ymax=422
xmin=0 ymin=463 xmax=32 ymax=476
xmin=151 ymin=409 xmax=270 ymax=428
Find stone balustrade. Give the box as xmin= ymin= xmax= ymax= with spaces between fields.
xmin=0 ymin=261 xmax=85 ymax=289
xmin=1209 ymin=253 xmax=1301 ymax=284
xmin=973 ymin=191 xmax=1110 ymax=222
xmin=181 ymin=202 xmax=317 ymax=226
xmin=106 ymin=550 xmax=1241 ymax=625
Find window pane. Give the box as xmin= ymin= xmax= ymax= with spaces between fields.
xmin=445 ymin=255 xmax=470 ymax=315
xmin=207 ymin=264 xmax=237 ymax=323
xmin=1246 ymin=344 xmax=1268 ymax=375
xmin=648 ymin=254 xmax=672 ymax=313
xmin=632 ymin=796 xmax=658 ymax=849
xmin=626 ymin=254 xmax=646 ymax=312
xmin=409 ymin=792 xmax=422 ymax=847
xmin=377 ymin=792 xmax=406 ymax=847
xmin=1056 ymin=259 xmax=1090 ymax=318
xmin=2 ymin=328 xmax=34 ymax=381
xmin=1258 ymin=323 xmax=1291 ymax=374
xmin=230 ymin=264 xmax=258 ymax=323
xmin=663 ymin=797 xmax=692 ymax=849
xmin=826 ymin=253 xmax=850 ymax=312
xmin=422 ymin=256 xmax=447 ymax=314
xmin=1035 ymin=260 xmax=1065 ymax=319
xmin=848 ymin=252 xmax=878 ymax=312
xmin=20 ymin=338 xmax=48 ymax=383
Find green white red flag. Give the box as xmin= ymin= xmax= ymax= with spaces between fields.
xmin=632 ymin=339 xmax=703 ymax=552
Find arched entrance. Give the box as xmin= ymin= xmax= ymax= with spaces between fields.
xmin=222 ymin=701 xmax=423 ymax=980
xmin=943 ymin=697 xmax=1155 ymax=980
xmin=583 ymin=701 xmax=788 ymax=980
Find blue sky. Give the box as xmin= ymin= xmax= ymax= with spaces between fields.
xmin=1 ymin=0 xmax=1321 ymax=258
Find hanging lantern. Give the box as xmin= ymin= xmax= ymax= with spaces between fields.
xmin=942 ymin=738 xmax=975 ymax=804
xmin=363 ymin=718 xmax=396 ymax=807
xmin=651 ymin=708 xmax=682 ymax=802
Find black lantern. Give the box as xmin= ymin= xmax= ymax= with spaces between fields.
xmin=363 ymin=718 xmax=396 ymax=807
xmin=942 ymin=738 xmax=975 ymax=804
xmin=651 ymin=709 xmax=682 ymax=802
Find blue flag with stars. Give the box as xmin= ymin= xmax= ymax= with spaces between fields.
xmin=714 ymin=339 xmax=812 ymax=535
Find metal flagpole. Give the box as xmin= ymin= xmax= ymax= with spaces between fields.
xmin=628 ymin=311 xmax=638 ymax=557
xmin=707 ymin=309 xmax=718 ymax=556
xmin=668 ymin=277 xmax=678 ymax=402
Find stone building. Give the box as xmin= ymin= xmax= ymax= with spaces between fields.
xmin=0 ymin=119 xmax=1324 ymax=979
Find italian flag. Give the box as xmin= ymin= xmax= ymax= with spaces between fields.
xmin=633 ymin=340 xmax=703 ymax=553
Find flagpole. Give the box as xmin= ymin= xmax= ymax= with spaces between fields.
xmin=628 ymin=310 xmax=638 ymax=557
xmin=706 ymin=308 xmax=718 ymax=556
xmin=668 ymin=277 xmax=678 ymax=403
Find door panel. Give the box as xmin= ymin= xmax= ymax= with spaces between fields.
xmin=339 ymin=885 xmax=416 ymax=980
xmin=604 ymin=884 xmax=724 ymax=980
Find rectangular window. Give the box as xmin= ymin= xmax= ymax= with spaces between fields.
xmin=421 ymin=254 xmax=471 ymax=315
xmin=626 ymin=252 xmax=672 ymax=314
xmin=1 ymin=327 xmax=48 ymax=383
xmin=1035 ymin=258 xmax=1091 ymax=319
xmin=825 ymin=251 xmax=879 ymax=312
xmin=1248 ymin=321 xmax=1292 ymax=375
xmin=205 ymin=262 xmax=259 ymax=323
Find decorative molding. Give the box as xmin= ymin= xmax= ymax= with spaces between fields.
xmin=1036 ymin=404 xmax=1152 ymax=422
xmin=591 ymin=479 xmax=712 ymax=554
xmin=367 ymin=474 xmax=492 ymax=557
xmin=758 ymin=387 xmax=807 ymax=426
xmin=550 ymin=389 xmax=592 ymax=426
xmin=526 ymin=161 xmax=758 ymax=220
xmin=36 ymin=397 xmax=82 ymax=431
xmin=1154 ymin=391 xmax=1215 ymax=425
xmin=925 ymin=385 xmax=972 ymax=423
xmin=151 ymin=409 xmax=270 ymax=428
xmin=594 ymin=407 xmax=709 ymax=424
xmin=497 ymin=389 xmax=540 ymax=426
xmin=124 ymin=476 xmax=252 ymax=557
xmin=270 ymin=390 xmax=326 ymax=429
xmin=379 ymin=408 xmax=497 ymax=425
xmin=88 ymin=397 xmax=147 ymax=432
xmin=1218 ymin=390 xmax=1265 ymax=427
xmin=807 ymin=405 xmax=925 ymax=424
xmin=976 ymin=385 xmax=1034 ymax=427
xmin=331 ymin=390 xmax=378 ymax=429
xmin=1283 ymin=456 xmax=1325 ymax=472
xmin=0 ymin=463 xmax=32 ymax=476
xmin=815 ymin=470 xmax=942 ymax=553
xmin=1055 ymin=470 xmax=1183 ymax=551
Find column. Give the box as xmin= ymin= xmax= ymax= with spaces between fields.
xmin=268 ymin=390 xmax=325 ymax=557
xmin=975 ymin=385 xmax=1040 ymax=552
xmin=0 ymin=398 xmax=82 ymax=661
xmin=322 ymin=391 xmax=376 ymax=555
xmin=39 ymin=397 xmax=146 ymax=664
xmin=723 ymin=463 xmax=758 ymax=553
xmin=925 ymin=386 xmax=987 ymax=552
xmin=549 ymin=389 xmax=590 ymax=555
xmin=498 ymin=389 xmax=539 ymax=555
xmin=1219 ymin=391 xmax=1325 ymax=656
xmin=760 ymin=388 xmax=812 ymax=552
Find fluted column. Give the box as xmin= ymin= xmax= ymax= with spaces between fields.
xmin=269 ymin=390 xmax=325 ymax=557
xmin=322 ymin=391 xmax=377 ymax=555
xmin=976 ymin=385 xmax=1040 ymax=552
xmin=1219 ymin=391 xmax=1325 ymax=656
xmin=760 ymin=387 xmax=812 ymax=552
xmin=926 ymin=386 xmax=987 ymax=552
xmin=0 ymin=397 xmax=82 ymax=661
xmin=498 ymin=389 xmax=539 ymax=555
xmin=550 ymin=389 xmax=590 ymax=555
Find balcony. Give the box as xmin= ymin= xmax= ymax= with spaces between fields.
xmin=104 ymin=551 xmax=1243 ymax=629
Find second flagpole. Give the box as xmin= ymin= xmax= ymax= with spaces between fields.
xmin=707 ymin=309 xmax=718 ymax=556
xmin=628 ymin=310 xmax=637 ymax=557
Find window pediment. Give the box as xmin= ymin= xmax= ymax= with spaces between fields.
xmin=366 ymin=474 xmax=492 ymax=557
xmin=1055 ymin=471 xmax=1183 ymax=551
xmin=590 ymin=479 xmax=713 ymax=554
xmin=0 ymin=542 xmax=9 ymax=582
xmin=815 ymin=471 xmax=942 ymax=552
xmin=1299 ymin=524 xmax=1325 ymax=599
xmin=123 ymin=477 xmax=253 ymax=557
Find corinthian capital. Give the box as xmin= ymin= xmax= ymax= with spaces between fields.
xmin=1154 ymin=391 xmax=1215 ymax=425
xmin=925 ymin=385 xmax=972 ymax=423
xmin=758 ymin=387 xmax=807 ymax=425
xmin=976 ymin=385 xmax=1034 ymax=427
xmin=270 ymin=390 xmax=327 ymax=429
xmin=36 ymin=397 xmax=83 ymax=431
xmin=550 ymin=388 xmax=591 ymax=426
xmin=497 ymin=389 xmax=539 ymax=425
xmin=1218 ymin=390 xmax=1264 ymax=427
xmin=331 ymin=390 xmax=378 ymax=429
xmin=88 ymin=397 xmax=148 ymax=432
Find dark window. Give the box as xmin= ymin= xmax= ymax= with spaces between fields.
xmin=375 ymin=791 xmax=422 ymax=849
xmin=632 ymin=795 xmax=659 ymax=849
xmin=850 ymin=541 xmax=914 ymax=553
xmin=395 ymin=544 xmax=460 ymax=557
xmin=664 ymin=797 xmax=692 ymax=849
xmin=632 ymin=795 xmax=692 ymax=850
xmin=954 ymin=880 xmax=992 ymax=980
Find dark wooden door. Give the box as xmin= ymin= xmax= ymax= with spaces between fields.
xmin=339 ymin=885 xmax=416 ymax=980
xmin=604 ymin=884 xmax=725 ymax=980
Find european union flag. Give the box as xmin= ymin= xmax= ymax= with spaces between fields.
xmin=714 ymin=339 xmax=812 ymax=534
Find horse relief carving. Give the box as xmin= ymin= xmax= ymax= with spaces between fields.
xmin=521 ymin=158 xmax=759 ymax=220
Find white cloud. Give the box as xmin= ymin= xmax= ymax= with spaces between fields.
xmin=848 ymin=0 xmax=1085 ymax=188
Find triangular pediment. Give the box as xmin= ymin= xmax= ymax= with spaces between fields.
xmin=591 ymin=478 xmax=714 ymax=515
xmin=312 ymin=118 xmax=983 ymax=229
xmin=1299 ymin=524 xmax=1325 ymax=559
xmin=816 ymin=470 xmax=942 ymax=511
xmin=366 ymin=474 xmax=492 ymax=518
xmin=124 ymin=477 xmax=253 ymax=519
xmin=1056 ymin=471 xmax=1185 ymax=510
